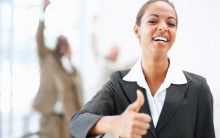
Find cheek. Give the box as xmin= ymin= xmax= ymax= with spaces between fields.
xmin=141 ymin=25 xmax=154 ymax=34
xmin=139 ymin=29 xmax=153 ymax=42
xmin=170 ymin=30 xmax=177 ymax=42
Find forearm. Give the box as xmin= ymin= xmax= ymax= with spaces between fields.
xmin=69 ymin=79 xmax=116 ymax=137
xmin=37 ymin=0 xmax=48 ymax=51
xmin=36 ymin=21 xmax=48 ymax=56
xmin=36 ymin=0 xmax=50 ymax=58
xmin=88 ymin=116 xmax=118 ymax=136
xmin=69 ymin=112 xmax=103 ymax=137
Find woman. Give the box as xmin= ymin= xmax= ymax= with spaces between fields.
xmin=69 ymin=0 xmax=215 ymax=137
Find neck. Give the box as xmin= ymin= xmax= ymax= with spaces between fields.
xmin=141 ymin=56 xmax=169 ymax=96
xmin=55 ymin=51 xmax=63 ymax=59
xmin=142 ymin=55 xmax=169 ymax=73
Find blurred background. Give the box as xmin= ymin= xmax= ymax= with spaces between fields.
xmin=0 ymin=0 xmax=220 ymax=137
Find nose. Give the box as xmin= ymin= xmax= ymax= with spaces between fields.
xmin=158 ymin=22 xmax=168 ymax=32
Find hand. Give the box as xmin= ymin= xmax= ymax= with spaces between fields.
xmin=112 ymin=90 xmax=151 ymax=138
xmin=106 ymin=46 xmax=119 ymax=62
xmin=43 ymin=0 xmax=50 ymax=11
xmin=65 ymin=48 xmax=72 ymax=59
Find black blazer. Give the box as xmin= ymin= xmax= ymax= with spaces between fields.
xmin=69 ymin=70 xmax=215 ymax=138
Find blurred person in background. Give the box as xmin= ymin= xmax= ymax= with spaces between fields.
xmin=91 ymin=15 xmax=136 ymax=92
xmin=32 ymin=0 xmax=83 ymax=138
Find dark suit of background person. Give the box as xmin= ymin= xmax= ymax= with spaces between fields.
xmin=70 ymin=69 xmax=215 ymax=138
xmin=32 ymin=20 xmax=83 ymax=138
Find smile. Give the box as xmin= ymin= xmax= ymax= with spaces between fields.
xmin=153 ymin=36 xmax=168 ymax=42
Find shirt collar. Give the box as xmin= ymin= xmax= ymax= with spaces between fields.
xmin=123 ymin=57 xmax=187 ymax=85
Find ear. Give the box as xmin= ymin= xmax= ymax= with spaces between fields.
xmin=134 ymin=25 xmax=140 ymax=38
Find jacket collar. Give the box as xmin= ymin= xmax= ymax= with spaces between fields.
xmin=123 ymin=57 xmax=187 ymax=87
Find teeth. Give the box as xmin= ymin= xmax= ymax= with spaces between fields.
xmin=154 ymin=37 xmax=168 ymax=42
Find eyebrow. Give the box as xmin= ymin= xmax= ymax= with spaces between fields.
xmin=147 ymin=14 xmax=159 ymax=18
xmin=147 ymin=14 xmax=177 ymax=21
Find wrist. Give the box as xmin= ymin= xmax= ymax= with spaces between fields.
xmin=39 ymin=12 xmax=45 ymax=21
xmin=89 ymin=116 xmax=119 ymax=135
xmin=100 ymin=115 xmax=120 ymax=134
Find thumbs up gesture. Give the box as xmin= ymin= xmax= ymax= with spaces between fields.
xmin=88 ymin=90 xmax=151 ymax=137
xmin=112 ymin=90 xmax=151 ymax=137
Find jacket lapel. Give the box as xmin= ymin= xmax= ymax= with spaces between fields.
xmin=119 ymin=80 xmax=157 ymax=138
xmin=156 ymin=82 xmax=191 ymax=132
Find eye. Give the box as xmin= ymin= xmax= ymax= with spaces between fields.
xmin=167 ymin=22 xmax=176 ymax=28
xmin=148 ymin=20 xmax=157 ymax=24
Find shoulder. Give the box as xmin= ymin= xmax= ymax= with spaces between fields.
xmin=110 ymin=69 xmax=131 ymax=80
xmin=103 ymin=69 xmax=130 ymax=89
xmin=183 ymin=71 xmax=212 ymax=98
xmin=183 ymin=70 xmax=207 ymax=86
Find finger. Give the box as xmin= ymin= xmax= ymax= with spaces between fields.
xmin=131 ymin=133 xmax=143 ymax=138
xmin=136 ymin=113 xmax=151 ymax=123
xmin=134 ymin=120 xmax=151 ymax=130
xmin=133 ymin=127 xmax=148 ymax=136
xmin=128 ymin=90 xmax=145 ymax=112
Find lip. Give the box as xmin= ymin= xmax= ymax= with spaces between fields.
xmin=153 ymin=40 xmax=167 ymax=46
xmin=152 ymin=35 xmax=169 ymax=42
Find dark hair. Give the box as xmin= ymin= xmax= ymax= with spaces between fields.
xmin=135 ymin=0 xmax=178 ymax=27
xmin=55 ymin=35 xmax=69 ymax=48
xmin=55 ymin=35 xmax=70 ymax=56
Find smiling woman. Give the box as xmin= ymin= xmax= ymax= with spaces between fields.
xmin=0 ymin=0 xmax=219 ymax=137
xmin=69 ymin=0 xmax=215 ymax=138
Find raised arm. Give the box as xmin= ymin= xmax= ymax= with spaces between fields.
xmin=36 ymin=20 xmax=48 ymax=58
xmin=36 ymin=0 xmax=50 ymax=58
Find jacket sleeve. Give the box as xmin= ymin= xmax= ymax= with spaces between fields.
xmin=195 ymin=78 xmax=215 ymax=138
xmin=36 ymin=20 xmax=49 ymax=58
xmin=69 ymin=74 xmax=116 ymax=138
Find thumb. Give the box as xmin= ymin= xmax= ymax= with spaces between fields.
xmin=128 ymin=90 xmax=145 ymax=112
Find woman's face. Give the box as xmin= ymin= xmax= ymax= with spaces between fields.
xmin=134 ymin=1 xmax=177 ymax=58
